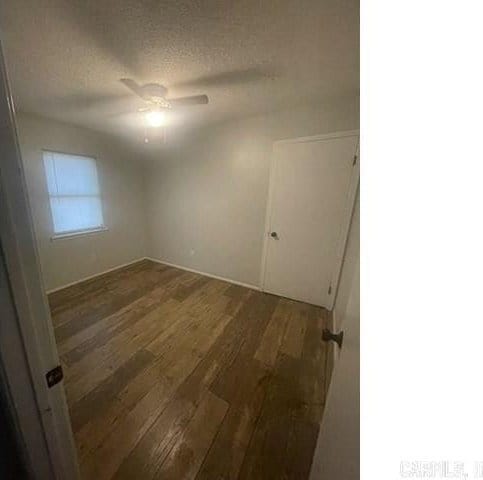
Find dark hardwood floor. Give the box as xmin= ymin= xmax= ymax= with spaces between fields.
xmin=48 ymin=259 xmax=333 ymax=480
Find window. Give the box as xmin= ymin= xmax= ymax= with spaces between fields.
xmin=43 ymin=151 xmax=105 ymax=237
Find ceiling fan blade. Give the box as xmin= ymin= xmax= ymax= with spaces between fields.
xmin=50 ymin=92 xmax=134 ymax=112
xmin=169 ymin=94 xmax=209 ymax=107
xmin=172 ymin=68 xmax=277 ymax=89
xmin=120 ymin=78 xmax=150 ymax=101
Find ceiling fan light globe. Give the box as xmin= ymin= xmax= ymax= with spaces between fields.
xmin=146 ymin=110 xmax=166 ymax=127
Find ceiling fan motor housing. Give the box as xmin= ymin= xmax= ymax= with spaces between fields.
xmin=142 ymin=83 xmax=168 ymax=98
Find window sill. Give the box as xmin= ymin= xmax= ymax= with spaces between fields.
xmin=50 ymin=226 xmax=108 ymax=241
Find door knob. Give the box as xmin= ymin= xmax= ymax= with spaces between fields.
xmin=270 ymin=231 xmax=278 ymax=239
xmin=322 ymin=329 xmax=344 ymax=348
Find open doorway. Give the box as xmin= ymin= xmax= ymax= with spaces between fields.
xmin=0 ymin=1 xmax=360 ymax=478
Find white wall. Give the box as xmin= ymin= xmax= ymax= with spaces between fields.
xmin=16 ymin=113 xmax=148 ymax=291
xmin=145 ymin=98 xmax=359 ymax=286
xmin=16 ymin=98 xmax=358 ymax=292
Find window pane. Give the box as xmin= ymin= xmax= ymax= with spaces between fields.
xmin=43 ymin=152 xmax=100 ymax=196
xmin=50 ymin=196 xmax=103 ymax=234
xmin=43 ymin=151 xmax=104 ymax=234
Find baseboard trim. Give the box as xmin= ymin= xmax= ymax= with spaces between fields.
xmin=145 ymin=257 xmax=261 ymax=292
xmin=46 ymin=256 xmax=261 ymax=295
xmin=45 ymin=257 xmax=146 ymax=294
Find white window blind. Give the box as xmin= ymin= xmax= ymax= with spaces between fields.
xmin=43 ymin=151 xmax=105 ymax=235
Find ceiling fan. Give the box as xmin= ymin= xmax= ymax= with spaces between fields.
xmin=120 ymin=78 xmax=208 ymax=123
xmin=120 ymin=78 xmax=209 ymax=143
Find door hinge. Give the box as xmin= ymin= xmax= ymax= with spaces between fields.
xmin=353 ymin=155 xmax=358 ymax=166
xmin=45 ymin=365 xmax=63 ymax=388
xmin=328 ymin=284 xmax=332 ymax=295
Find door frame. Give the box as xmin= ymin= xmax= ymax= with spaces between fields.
xmin=0 ymin=37 xmax=81 ymax=479
xmin=259 ymin=130 xmax=360 ymax=310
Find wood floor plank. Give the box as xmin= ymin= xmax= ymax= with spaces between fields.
xmin=50 ymin=260 xmax=158 ymax=324
xmin=153 ymin=390 xmax=228 ymax=480
xmin=57 ymin=269 xmax=189 ymax=357
xmin=48 ymin=260 xmax=154 ymax=317
xmin=299 ymin=305 xmax=329 ymax=424
xmin=280 ymin=300 xmax=308 ymax=359
xmin=172 ymin=276 xmax=211 ymax=302
xmin=284 ymin=419 xmax=320 ymax=479
xmin=237 ymin=352 xmax=322 ymax=480
xmin=234 ymin=291 xmax=279 ymax=360
xmin=197 ymin=355 xmax=270 ymax=480
xmin=69 ymin=349 xmax=155 ymax=432
xmin=61 ymin=270 xmax=189 ymax=364
xmin=254 ymin=298 xmax=291 ymax=368
xmin=54 ymin=265 xmax=183 ymax=342
xmin=80 ymin=312 xmax=231 ymax=478
xmin=47 ymin=260 xmax=332 ymax=480
xmin=80 ymin=378 xmax=176 ymax=480
xmin=74 ymin=397 xmax=130 ymax=462
xmin=237 ymin=353 xmax=295 ymax=480
xmin=64 ymin=299 xmax=182 ymax=403
xmin=111 ymin=391 xmax=198 ymax=480
xmin=111 ymin=295 xmax=271 ymax=480
xmin=108 ymin=326 xmax=230 ymax=480
xmin=74 ymin=371 xmax=173 ymax=462
xmin=61 ymin=300 xmax=158 ymax=366
xmin=210 ymin=291 xmax=278 ymax=390
xmin=221 ymin=284 xmax=249 ymax=317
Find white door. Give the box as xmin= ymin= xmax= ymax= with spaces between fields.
xmin=309 ymin=260 xmax=360 ymax=480
xmin=0 ymin=39 xmax=80 ymax=479
xmin=262 ymin=133 xmax=359 ymax=308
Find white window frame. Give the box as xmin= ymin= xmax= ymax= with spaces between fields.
xmin=42 ymin=150 xmax=107 ymax=240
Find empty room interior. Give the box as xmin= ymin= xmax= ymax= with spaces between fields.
xmin=0 ymin=0 xmax=360 ymax=479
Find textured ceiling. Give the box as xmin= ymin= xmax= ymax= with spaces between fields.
xmin=0 ymin=0 xmax=359 ymax=146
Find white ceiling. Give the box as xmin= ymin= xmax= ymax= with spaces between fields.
xmin=0 ymin=0 xmax=359 ymax=145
